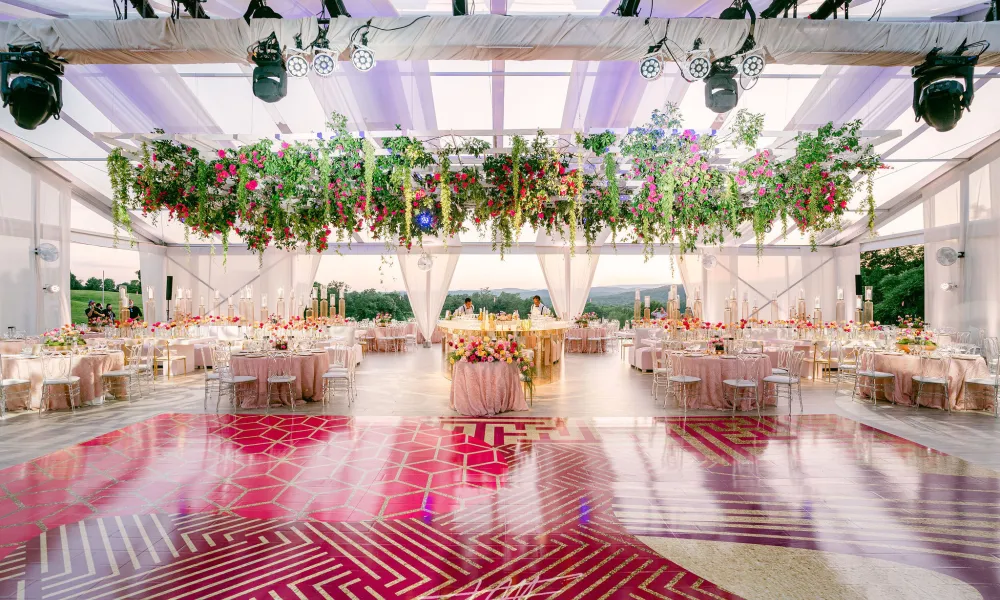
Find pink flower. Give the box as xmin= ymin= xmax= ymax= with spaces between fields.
xmin=245 ymin=180 xmax=258 ymax=191
xmin=217 ymin=150 xmax=226 ymax=158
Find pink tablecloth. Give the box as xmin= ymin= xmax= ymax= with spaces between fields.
xmin=872 ymin=353 xmax=990 ymax=410
xmin=1 ymin=351 xmax=125 ymax=410
xmin=0 ymin=341 xmax=28 ymax=355
xmin=566 ymin=327 xmax=608 ymax=354
xmin=230 ymin=352 xmax=330 ymax=408
xmin=675 ymin=354 xmax=775 ymax=411
xmin=450 ymin=360 xmax=527 ymax=416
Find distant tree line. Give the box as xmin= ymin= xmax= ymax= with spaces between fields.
xmin=70 ymin=271 xmax=142 ymax=294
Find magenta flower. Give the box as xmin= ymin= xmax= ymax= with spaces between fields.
xmin=245 ymin=180 xmax=258 ymax=191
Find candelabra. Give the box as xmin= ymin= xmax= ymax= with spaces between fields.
xmin=862 ymin=286 xmax=874 ymax=323
xmin=835 ymin=286 xmax=846 ymax=323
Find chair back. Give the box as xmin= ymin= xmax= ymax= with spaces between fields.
xmin=667 ymin=352 xmax=686 ymax=378
xmin=858 ymin=349 xmax=878 ymax=374
xmin=329 ymin=344 xmax=351 ymax=369
xmin=268 ymin=351 xmax=293 ymax=379
xmin=737 ymin=354 xmax=765 ymax=385
xmin=786 ymin=351 xmax=805 ymax=381
xmin=43 ymin=351 xmax=73 ymax=381
xmin=957 ymin=331 xmax=971 ymax=344
xmin=211 ymin=344 xmax=232 ymax=374
xmin=776 ymin=346 xmax=793 ymax=370
xmin=837 ymin=343 xmax=858 ymax=367
xmin=919 ymin=353 xmax=949 ymax=380
xmin=123 ymin=341 xmax=142 ymax=366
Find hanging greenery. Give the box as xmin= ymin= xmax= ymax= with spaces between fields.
xmin=104 ymin=106 xmax=886 ymax=261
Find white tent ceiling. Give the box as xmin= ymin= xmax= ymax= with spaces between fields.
xmin=0 ymin=0 xmax=996 ymax=250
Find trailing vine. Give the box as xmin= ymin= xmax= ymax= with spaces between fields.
xmin=105 ymin=106 xmax=885 ymax=262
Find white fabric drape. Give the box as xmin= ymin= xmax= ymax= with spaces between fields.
xmin=397 ymin=238 xmax=460 ymax=343
xmin=0 ymin=143 xmax=70 ymax=334
xmin=2 ymin=17 xmax=1000 ymax=67
xmin=536 ymin=228 xmax=606 ymax=320
xmin=138 ymin=245 xmax=167 ymax=322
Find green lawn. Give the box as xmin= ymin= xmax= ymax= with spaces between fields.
xmin=71 ymin=290 xmax=145 ymax=325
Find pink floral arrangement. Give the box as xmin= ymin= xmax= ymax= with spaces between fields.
xmin=448 ymin=335 xmax=534 ymax=384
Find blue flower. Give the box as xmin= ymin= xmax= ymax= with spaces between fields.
xmin=415 ymin=210 xmax=437 ymax=231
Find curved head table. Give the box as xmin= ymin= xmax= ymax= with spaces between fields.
xmin=449 ymin=360 xmax=527 ymax=416
xmin=566 ymin=326 xmax=609 ymax=354
xmin=229 ymin=351 xmax=330 ymax=409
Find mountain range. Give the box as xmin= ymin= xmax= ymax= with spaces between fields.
xmin=446 ymin=285 xmax=687 ymax=307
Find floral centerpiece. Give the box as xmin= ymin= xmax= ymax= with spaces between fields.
xmin=272 ymin=337 xmax=289 ymax=351
xmin=897 ymin=315 xmax=926 ymax=331
xmin=375 ymin=313 xmax=393 ymax=327
xmin=448 ymin=335 xmax=535 ymax=392
xmin=575 ymin=312 xmax=598 ymax=327
xmin=88 ymin=315 xmax=113 ymax=330
xmin=896 ymin=330 xmax=935 ymax=353
xmin=708 ymin=336 xmax=725 ymax=354
xmin=43 ymin=325 xmax=86 ymax=349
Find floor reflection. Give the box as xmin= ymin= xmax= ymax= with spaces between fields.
xmin=1 ymin=414 xmax=997 ymax=598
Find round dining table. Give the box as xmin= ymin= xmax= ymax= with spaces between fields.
xmin=229 ymin=351 xmax=330 ymax=409
xmin=1 ymin=350 xmax=125 ymax=410
xmin=670 ymin=353 xmax=775 ymax=411
xmin=566 ymin=326 xmax=609 ymax=354
xmin=871 ymin=352 xmax=990 ymax=410
xmin=450 ymin=360 xmax=527 ymax=416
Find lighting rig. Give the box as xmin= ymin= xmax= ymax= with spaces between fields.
xmin=911 ymin=41 xmax=987 ymax=132
xmin=0 ymin=44 xmax=64 ymax=130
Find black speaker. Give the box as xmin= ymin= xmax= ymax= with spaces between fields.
xmin=854 ymin=274 xmax=863 ymax=295
xmin=452 ymin=0 xmax=467 ymax=15
xmin=166 ymin=275 xmax=174 ymax=301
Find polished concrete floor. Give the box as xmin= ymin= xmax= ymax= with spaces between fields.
xmin=1 ymin=348 xmax=1000 ymax=598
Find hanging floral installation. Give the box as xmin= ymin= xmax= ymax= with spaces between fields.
xmin=106 ymin=105 xmax=885 ymax=260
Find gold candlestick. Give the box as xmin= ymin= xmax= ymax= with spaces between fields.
xmin=339 ymin=297 xmax=345 ymax=318
xmin=320 ymin=299 xmax=329 ymax=318
xmin=862 ymin=286 xmax=874 ymax=323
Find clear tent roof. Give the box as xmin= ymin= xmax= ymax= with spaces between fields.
xmin=2 ymin=0 xmax=994 ymax=247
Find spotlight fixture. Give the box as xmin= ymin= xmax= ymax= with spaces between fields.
xmin=285 ymin=53 xmax=310 ymax=78
xmin=351 ymin=34 xmax=376 ymax=72
xmin=808 ymin=0 xmax=850 ymax=20
xmin=42 ymin=284 xmax=60 ymax=294
xmin=687 ymin=53 xmax=712 ymax=80
xmin=940 ymin=282 xmax=958 ymax=292
xmin=614 ymin=0 xmax=641 ymax=17
xmin=760 ymin=0 xmax=797 ymax=18
xmin=704 ymin=63 xmax=739 ymax=113
xmin=243 ymin=0 xmax=282 ymax=23
xmin=250 ymin=34 xmax=287 ymax=103
xmin=912 ymin=43 xmax=982 ymax=132
xmin=0 ymin=45 xmax=64 ymax=131
xmin=639 ymin=51 xmax=663 ymax=81
xmin=737 ymin=49 xmax=765 ymax=78
xmin=323 ymin=0 xmax=351 ymax=18
xmin=312 ymin=50 xmax=338 ymax=77
xmin=702 ymin=254 xmax=717 ymax=270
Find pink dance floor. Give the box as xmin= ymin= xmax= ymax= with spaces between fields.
xmin=0 ymin=414 xmax=997 ymax=598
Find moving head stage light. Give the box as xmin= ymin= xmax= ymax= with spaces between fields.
xmin=912 ymin=42 xmax=986 ymax=132
xmin=251 ymin=33 xmax=287 ymax=103
xmin=0 ymin=44 xmax=64 ymax=130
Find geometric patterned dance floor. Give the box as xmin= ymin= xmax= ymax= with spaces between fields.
xmin=0 ymin=414 xmax=997 ymax=598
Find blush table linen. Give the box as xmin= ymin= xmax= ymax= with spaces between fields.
xmin=566 ymin=327 xmax=608 ymax=353
xmin=1 ymin=351 xmax=125 ymax=410
xmin=229 ymin=352 xmax=330 ymax=409
xmin=0 ymin=341 xmax=28 ymax=356
xmin=450 ymin=360 xmax=528 ymax=416
xmin=672 ymin=355 xmax=775 ymax=411
xmin=872 ymin=353 xmax=990 ymax=410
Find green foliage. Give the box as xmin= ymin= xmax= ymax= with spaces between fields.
xmin=860 ymin=245 xmax=924 ymax=324
xmin=70 ymin=273 xmax=83 ymax=290
xmin=442 ymin=290 xmax=533 ymax=317
xmin=108 ymin=106 xmax=884 ymax=260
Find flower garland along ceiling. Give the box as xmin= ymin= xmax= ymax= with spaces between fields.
xmin=106 ymin=104 xmax=886 ymax=261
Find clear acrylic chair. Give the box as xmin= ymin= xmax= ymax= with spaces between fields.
xmin=651 ymin=346 xmax=671 ymax=403
xmin=771 ymin=345 xmax=793 ymax=376
xmin=266 ymin=351 xmax=297 ymax=412
xmin=40 ymin=351 xmax=81 ymax=415
xmin=913 ymin=353 xmax=951 ymax=411
xmin=834 ymin=343 xmax=859 ymax=394
xmin=763 ymin=351 xmax=805 ymax=414
xmin=322 ymin=344 xmax=354 ymax=406
xmin=0 ymin=358 xmax=29 ymax=418
xmin=723 ymin=354 xmax=766 ymax=416
xmin=200 ymin=343 xmax=222 ymax=409
xmin=964 ymin=359 xmax=1000 ymax=416
xmin=212 ymin=344 xmax=255 ymax=412
xmin=852 ymin=350 xmax=895 ymax=407
xmin=667 ymin=353 xmax=701 ymax=412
